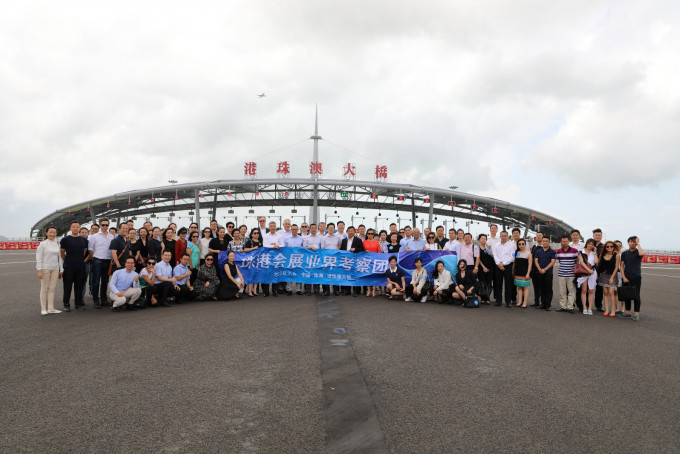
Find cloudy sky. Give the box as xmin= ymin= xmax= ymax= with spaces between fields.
xmin=1 ymin=1 xmax=679 ymax=249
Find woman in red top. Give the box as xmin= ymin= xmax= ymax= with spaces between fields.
xmin=363 ymin=229 xmax=382 ymax=297
xmin=174 ymin=227 xmax=188 ymax=266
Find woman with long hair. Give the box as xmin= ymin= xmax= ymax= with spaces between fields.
xmin=244 ymin=228 xmax=263 ymax=296
xmin=160 ymin=227 xmax=177 ymax=266
xmin=217 ymin=251 xmax=245 ymax=300
xmin=135 ymin=227 xmax=150 ymax=273
xmin=431 ymin=260 xmax=453 ymax=303
xmin=512 ymin=239 xmax=532 ymax=308
xmin=424 ymin=233 xmax=441 ymax=251
xmin=186 ymin=231 xmax=201 ymax=284
xmin=452 ymin=259 xmax=476 ymax=302
xmin=363 ymin=228 xmax=382 ymax=297
xmin=597 ymin=240 xmax=620 ymax=317
xmin=578 ymin=238 xmax=599 ymax=315
xmin=474 ymin=234 xmax=494 ymax=304
xmin=199 ymin=227 xmax=213 ymax=266
xmin=193 ymin=254 xmax=220 ymax=301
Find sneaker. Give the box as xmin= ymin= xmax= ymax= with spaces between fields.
xmin=405 ymin=297 xmax=413 ymax=302
xmin=632 ymin=314 xmax=639 ymax=321
xmin=420 ymin=295 xmax=428 ymax=303
xmin=568 ymin=309 xmax=575 ymax=314
xmin=47 ymin=309 xmax=62 ymax=314
xmin=41 ymin=310 xmax=48 ymax=316
xmin=588 ymin=310 xmax=593 ymax=315
xmin=63 ymin=307 xmax=71 ymax=312
xmin=583 ymin=310 xmax=588 ymax=315
xmin=623 ymin=313 xmax=632 ymax=318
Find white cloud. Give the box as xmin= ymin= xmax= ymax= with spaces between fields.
xmin=0 ymin=0 xmax=678 ymax=248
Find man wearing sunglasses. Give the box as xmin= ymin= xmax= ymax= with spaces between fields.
xmin=88 ymin=219 xmax=114 ymax=309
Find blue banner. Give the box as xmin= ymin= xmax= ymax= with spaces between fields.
xmin=219 ymin=247 xmax=457 ymax=286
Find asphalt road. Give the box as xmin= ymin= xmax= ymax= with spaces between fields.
xmin=1 ymin=251 xmax=678 ymax=453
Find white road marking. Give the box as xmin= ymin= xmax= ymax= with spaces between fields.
xmin=0 ymin=261 xmax=36 ymax=265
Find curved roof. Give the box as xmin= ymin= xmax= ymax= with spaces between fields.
xmin=31 ymin=178 xmax=574 ymax=238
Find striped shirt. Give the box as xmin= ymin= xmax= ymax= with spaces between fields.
xmin=555 ymin=247 xmax=578 ymax=278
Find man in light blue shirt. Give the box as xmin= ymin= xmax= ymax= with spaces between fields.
xmin=285 ymin=225 xmax=304 ymax=295
xmin=172 ymin=253 xmax=193 ymax=303
xmin=107 ymin=257 xmax=141 ymax=311
xmin=399 ymin=226 xmax=414 ymax=249
xmin=404 ymin=228 xmax=426 ymax=251
xmin=154 ymin=250 xmax=178 ymax=307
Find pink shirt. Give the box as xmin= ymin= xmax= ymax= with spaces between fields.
xmin=459 ymin=243 xmax=478 ymax=266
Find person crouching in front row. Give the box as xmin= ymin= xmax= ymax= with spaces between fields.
xmin=173 ymin=253 xmax=194 ymax=304
xmin=154 ymin=251 xmax=179 ymax=307
xmin=107 ymin=257 xmax=142 ymax=311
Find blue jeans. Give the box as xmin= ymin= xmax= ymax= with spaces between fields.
xmin=91 ymin=259 xmax=111 ymax=303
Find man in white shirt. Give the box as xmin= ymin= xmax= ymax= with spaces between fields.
xmin=321 ymin=223 xmax=342 ymax=296
xmin=443 ymin=228 xmax=461 ymax=256
xmin=284 ymin=225 xmax=304 ymax=295
xmin=257 ymin=216 xmax=268 ymax=234
xmin=88 ymin=219 xmax=115 ymax=309
xmin=336 ymin=221 xmax=348 ymax=239
xmin=303 ymin=223 xmax=323 ymax=295
xmin=569 ymin=229 xmax=585 ymax=310
xmin=300 ymin=222 xmax=310 ymax=238
xmin=262 ymin=222 xmax=285 ymax=249
xmin=493 ymin=231 xmax=516 ymax=307
xmin=487 ymin=224 xmax=500 ymax=257
xmin=278 ymin=219 xmax=293 ymax=241
xmin=510 ymin=227 xmax=521 ymax=244
xmin=569 ymin=229 xmax=584 ymax=251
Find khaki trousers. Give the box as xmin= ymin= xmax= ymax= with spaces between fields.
xmin=107 ymin=287 xmax=142 ymax=308
xmin=39 ymin=269 xmax=60 ymax=312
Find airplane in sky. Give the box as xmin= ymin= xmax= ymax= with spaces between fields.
xmin=257 ymin=93 xmax=266 ymax=98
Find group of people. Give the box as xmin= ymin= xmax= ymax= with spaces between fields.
xmin=35 ymin=217 xmax=645 ymax=321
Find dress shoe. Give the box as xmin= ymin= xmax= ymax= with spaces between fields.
xmin=75 ymin=306 xmax=85 ymax=311
xmin=160 ymin=301 xmax=172 ymax=307
xmin=296 ymin=291 xmax=303 ymax=295
xmin=568 ymin=309 xmax=575 ymax=314
xmin=94 ymin=303 xmax=102 ymax=309
xmin=286 ymin=291 xmax=293 ymax=296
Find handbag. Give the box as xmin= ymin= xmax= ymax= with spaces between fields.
xmin=617 ymin=285 xmax=638 ymax=301
xmin=476 ymin=280 xmax=491 ymax=300
xmin=573 ymin=253 xmax=593 ymax=277
xmin=464 ymin=295 xmax=479 ymax=308
xmin=108 ymin=241 xmax=130 ymax=276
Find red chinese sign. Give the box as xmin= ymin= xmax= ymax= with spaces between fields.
xmin=343 ymin=162 xmax=356 ymax=179
xmin=375 ymin=165 xmax=388 ymax=180
xmin=276 ymin=161 xmax=290 ymax=177
xmin=244 ymin=162 xmax=257 ymax=177
xmin=309 ymin=161 xmax=323 ymax=177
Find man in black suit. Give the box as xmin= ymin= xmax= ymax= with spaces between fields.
xmin=339 ymin=226 xmax=365 ymax=297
